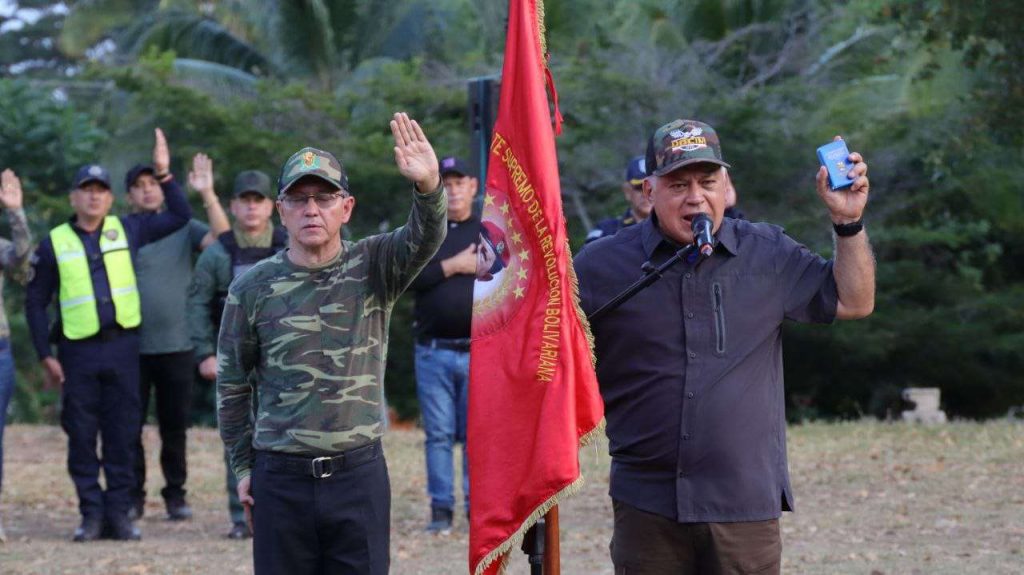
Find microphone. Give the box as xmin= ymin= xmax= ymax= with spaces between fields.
xmin=692 ymin=213 xmax=714 ymax=258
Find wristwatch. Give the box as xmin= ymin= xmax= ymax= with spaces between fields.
xmin=832 ymin=219 xmax=864 ymax=237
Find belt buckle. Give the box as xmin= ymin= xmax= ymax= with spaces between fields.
xmin=311 ymin=456 xmax=334 ymax=479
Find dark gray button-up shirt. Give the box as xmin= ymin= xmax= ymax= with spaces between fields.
xmin=575 ymin=214 xmax=838 ymax=523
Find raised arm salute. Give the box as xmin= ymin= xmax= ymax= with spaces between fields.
xmin=126 ymin=131 xmax=229 ymax=524
xmin=0 ymin=168 xmax=32 ymax=544
xmin=575 ymin=119 xmax=875 ymax=575
xmin=217 ymin=112 xmax=445 ymax=575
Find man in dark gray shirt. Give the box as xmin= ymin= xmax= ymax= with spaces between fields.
xmin=575 ymin=119 xmax=875 ymax=574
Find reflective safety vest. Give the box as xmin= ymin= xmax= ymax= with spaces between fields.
xmin=50 ymin=216 xmax=141 ymax=340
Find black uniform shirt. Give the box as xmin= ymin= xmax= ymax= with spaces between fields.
xmin=409 ymin=214 xmax=479 ymax=340
xmin=575 ymin=214 xmax=838 ymax=523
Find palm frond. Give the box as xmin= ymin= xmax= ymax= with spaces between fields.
xmin=59 ymin=0 xmax=158 ymax=57
xmin=119 ymin=10 xmax=275 ymax=77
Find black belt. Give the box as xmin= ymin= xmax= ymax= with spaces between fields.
xmin=256 ymin=440 xmax=381 ymax=479
xmin=416 ymin=337 xmax=471 ymax=351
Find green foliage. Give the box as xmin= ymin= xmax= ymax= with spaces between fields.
xmin=3 ymin=0 xmax=1022 ymax=424
xmin=0 ymin=79 xmax=108 ymax=421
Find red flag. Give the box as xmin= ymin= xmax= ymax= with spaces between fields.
xmin=468 ymin=1 xmax=604 ymax=573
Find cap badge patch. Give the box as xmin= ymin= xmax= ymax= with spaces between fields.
xmin=88 ymin=166 xmax=103 ymax=177
xmin=301 ymin=151 xmax=320 ymax=170
xmin=670 ymin=125 xmax=708 ymax=153
xmin=104 ymin=229 xmax=119 ymax=241
xmin=442 ymin=158 xmax=456 ymax=168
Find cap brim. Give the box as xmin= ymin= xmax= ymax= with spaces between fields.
xmin=278 ymin=173 xmax=344 ymax=196
xmin=440 ymin=169 xmax=469 ymax=178
xmin=75 ymin=178 xmax=112 ymax=189
xmin=651 ymin=158 xmax=730 ymax=177
xmin=236 ymin=190 xmax=271 ymax=199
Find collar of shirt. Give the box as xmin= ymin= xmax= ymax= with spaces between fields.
xmin=640 ymin=212 xmax=740 ymax=259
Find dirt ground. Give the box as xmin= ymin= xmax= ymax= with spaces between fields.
xmin=1 ymin=421 xmax=1021 ymax=574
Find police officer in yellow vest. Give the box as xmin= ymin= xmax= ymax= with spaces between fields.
xmin=25 ymin=129 xmax=192 ymax=542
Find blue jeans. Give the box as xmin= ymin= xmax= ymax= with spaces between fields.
xmin=414 ymin=342 xmax=469 ymax=511
xmin=0 ymin=338 xmax=14 ymax=496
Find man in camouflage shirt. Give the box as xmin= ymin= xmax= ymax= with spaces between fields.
xmin=217 ymin=112 xmax=446 ymax=575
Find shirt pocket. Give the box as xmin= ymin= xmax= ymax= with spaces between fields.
xmin=711 ymin=281 xmax=727 ymax=357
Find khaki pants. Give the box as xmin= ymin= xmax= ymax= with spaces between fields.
xmin=610 ymin=500 xmax=782 ymax=575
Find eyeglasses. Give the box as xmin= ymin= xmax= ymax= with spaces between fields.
xmin=280 ymin=192 xmax=348 ymax=209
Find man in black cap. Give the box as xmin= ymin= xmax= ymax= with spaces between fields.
xmin=585 ymin=155 xmax=653 ymax=243
xmin=575 ymin=120 xmax=875 ymax=574
xmin=25 ymin=128 xmax=193 ymax=541
xmin=408 ymin=155 xmax=478 ymax=534
xmin=187 ymin=168 xmax=285 ymax=539
xmin=126 ymin=149 xmax=230 ymax=522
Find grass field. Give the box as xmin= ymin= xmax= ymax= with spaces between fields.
xmin=0 ymin=421 xmax=1021 ymax=574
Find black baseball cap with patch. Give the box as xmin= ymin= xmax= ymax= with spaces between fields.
xmin=125 ymin=164 xmax=155 ymax=190
xmin=645 ymin=119 xmax=731 ymax=177
xmin=439 ymin=156 xmax=473 ymax=178
xmin=73 ymin=164 xmax=112 ymax=189
xmin=233 ymin=170 xmax=272 ymax=198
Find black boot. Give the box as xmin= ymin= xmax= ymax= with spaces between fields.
xmin=72 ymin=515 xmax=103 ymax=542
xmin=426 ymin=507 xmax=453 ymax=535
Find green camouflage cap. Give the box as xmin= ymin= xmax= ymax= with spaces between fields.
xmin=233 ymin=170 xmax=272 ymax=198
xmin=278 ymin=147 xmax=349 ymax=196
xmin=645 ymin=119 xmax=731 ymax=177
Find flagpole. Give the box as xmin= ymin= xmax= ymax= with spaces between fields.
xmin=543 ymin=507 xmax=560 ymax=574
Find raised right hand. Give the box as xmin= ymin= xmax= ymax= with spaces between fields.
xmin=41 ymin=357 xmax=65 ymax=390
xmin=0 ymin=169 xmax=24 ymax=210
xmin=188 ymin=153 xmax=215 ymax=196
xmin=153 ymin=128 xmax=170 ymax=176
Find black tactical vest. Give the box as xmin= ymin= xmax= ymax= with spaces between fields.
xmin=211 ymin=228 xmax=288 ymax=328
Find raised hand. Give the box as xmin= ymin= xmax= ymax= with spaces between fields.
xmin=188 ymin=153 xmax=215 ymax=195
xmin=153 ymin=127 xmax=171 ymax=176
xmin=816 ymin=136 xmax=869 ymax=224
xmin=389 ymin=112 xmax=440 ymax=193
xmin=0 ymin=169 xmax=23 ymax=210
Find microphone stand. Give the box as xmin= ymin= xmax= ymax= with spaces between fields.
xmin=588 ymin=244 xmax=698 ymax=322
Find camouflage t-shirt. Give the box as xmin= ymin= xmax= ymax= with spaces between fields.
xmin=217 ymin=185 xmax=447 ymax=479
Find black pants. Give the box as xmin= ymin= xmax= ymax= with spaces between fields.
xmin=610 ymin=500 xmax=782 ymax=575
xmin=134 ymin=350 xmax=194 ymax=504
xmin=58 ymin=332 xmax=142 ymax=521
xmin=252 ymin=442 xmax=390 ymax=575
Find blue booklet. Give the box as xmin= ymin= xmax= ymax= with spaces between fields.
xmin=816 ymin=140 xmax=855 ymax=190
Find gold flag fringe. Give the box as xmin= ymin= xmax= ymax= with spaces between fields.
xmin=536 ymin=0 xmax=547 ymax=59
xmin=566 ymin=239 xmax=598 ymax=369
xmin=472 ymin=416 xmax=606 ymax=575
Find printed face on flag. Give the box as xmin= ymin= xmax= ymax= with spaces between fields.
xmin=472 ymin=191 xmax=526 ymax=336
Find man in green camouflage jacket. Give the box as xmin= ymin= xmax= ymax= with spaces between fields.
xmin=216 ymin=112 xmax=446 ymax=575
